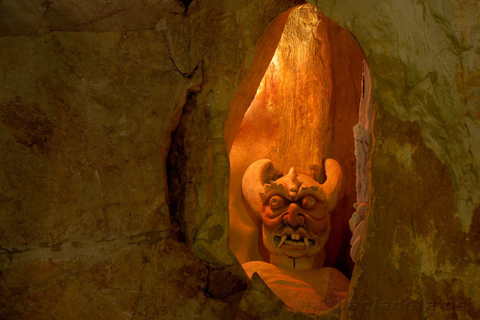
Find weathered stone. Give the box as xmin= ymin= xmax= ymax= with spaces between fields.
xmin=0 ymin=30 xmax=198 ymax=247
xmin=345 ymin=110 xmax=480 ymax=319
xmin=312 ymin=0 xmax=480 ymax=233
xmin=308 ymin=0 xmax=480 ymax=319
xmin=0 ymin=239 xmax=234 ymax=319
xmin=163 ymin=0 xmax=307 ymax=265
xmin=0 ymin=1 xmax=303 ymax=318
xmin=238 ymin=272 xmax=346 ymax=319
xmin=205 ymin=263 xmax=248 ymax=299
xmin=0 ymin=0 xmax=184 ymax=36
xmin=237 ymin=273 xmax=290 ymax=318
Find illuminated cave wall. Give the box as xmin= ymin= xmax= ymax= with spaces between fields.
xmin=228 ymin=5 xmax=364 ymax=276
xmin=0 ymin=0 xmax=479 ymax=319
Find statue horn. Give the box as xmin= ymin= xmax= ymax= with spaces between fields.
xmin=321 ymin=159 xmax=344 ymax=212
xmin=242 ymin=159 xmax=276 ymax=218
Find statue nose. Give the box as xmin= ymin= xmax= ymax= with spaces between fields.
xmin=283 ymin=203 xmax=305 ymax=227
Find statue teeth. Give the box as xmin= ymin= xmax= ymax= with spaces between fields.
xmin=277 ymin=234 xmax=311 ymax=247
xmin=277 ymin=235 xmax=287 ymax=248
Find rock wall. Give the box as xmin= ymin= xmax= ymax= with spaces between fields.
xmin=0 ymin=0 xmax=479 ymax=319
xmin=318 ymin=0 xmax=480 ymax=319
xmin=0 ymin=1 xmax=302 ymax=318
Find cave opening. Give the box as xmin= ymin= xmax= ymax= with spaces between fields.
xmin=225 ymin=3 xmax=370 ymax=313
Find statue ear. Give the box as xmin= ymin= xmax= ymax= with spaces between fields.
xmin=242 ymin=159 xmax=276 ymax=218
xmin=321 ymin=159 xmax=344 ymax=212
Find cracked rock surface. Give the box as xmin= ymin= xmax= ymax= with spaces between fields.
xmin=0 ymin=0 xmax=299 ymax=318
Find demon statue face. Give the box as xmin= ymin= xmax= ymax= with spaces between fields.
xmin=242 ymin=159 xmax=343 ymax=269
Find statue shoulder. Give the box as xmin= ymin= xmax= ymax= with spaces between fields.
xmin=311 ymin=267 xmax=349 ymax=286
xmin=242 ymin=261 xmax=279 ymax=279
xmin=317 ymin=267 xmax=349 ymax=280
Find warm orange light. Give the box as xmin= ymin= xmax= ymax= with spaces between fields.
xmin=237 ymin=4 xmax=333 ymax=177
xmin=228 ymin=3 xmax=365 ymax=305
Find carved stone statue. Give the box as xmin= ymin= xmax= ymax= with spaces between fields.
xmin=241 ymin=159 xmax=349 ymax=313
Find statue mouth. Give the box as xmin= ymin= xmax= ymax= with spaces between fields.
xmin=274 ymin=233 xmax=315 ymax=248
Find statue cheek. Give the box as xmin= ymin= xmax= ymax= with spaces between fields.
xmin=305 ymin=215 xmax=329 ymax=235
xmin=261 ymin=214 xmax=284 ymax=233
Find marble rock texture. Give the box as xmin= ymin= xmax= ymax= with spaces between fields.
xmin=0 ymin=0 xmax=479 ymax=319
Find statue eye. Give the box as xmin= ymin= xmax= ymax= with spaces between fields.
xmin=301 ymin=196 xmax=316 ymax=209
xmin=269 ymin=196 xmax=285 ymax=209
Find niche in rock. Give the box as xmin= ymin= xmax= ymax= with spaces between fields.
xmin=226 ymin=4 xmax=369 ymax=313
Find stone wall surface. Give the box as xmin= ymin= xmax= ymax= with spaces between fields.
xmin=0 ymin=0 xmax=479 ymax=319
xmin=0 ymin=0 xmax=300 ymax=318
xmin=313 ymin=0 xmax=480 ymax=319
